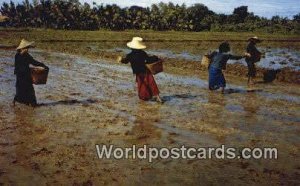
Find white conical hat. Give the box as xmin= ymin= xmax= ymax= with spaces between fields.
xmin=16 ymin=39 xmax=35 ymax=50
xmin=248 ymin=36 xmax=261 ymax=42
xmin=127 ymin=37 xmax=146 ymax=49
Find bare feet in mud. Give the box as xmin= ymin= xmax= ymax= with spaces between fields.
xmin=248 ymin=82 xmax=255 ymax=86
xmin=221 ymin=87 xmax=225 ymax=94
xmin=248 ymin=78 xmax=256 ymax=86
xmin=11 ymin=101 xmax=38 ymax=108
xmin=246 ymin=87 xmax=261 ymax=92
xmin=209 ymin=88 xmax=226 ymax=94
xmin=155 ymin=95 xmax=163 ymax=103
xmin=247 ymin=82 xmax=259 ymax=92
xmin=222 ymin=88 xmax=236 ymax=94
xmin=29 ymin=104 xmax=38 ymax=108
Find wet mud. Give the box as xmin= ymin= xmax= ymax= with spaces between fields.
xmin=0 ymin=49 xmax=299 ymax=185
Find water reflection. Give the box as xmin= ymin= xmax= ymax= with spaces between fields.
xmin=129 ymin=102 xmax=163 ymax=144
xmin=207 ymin=92 xmax=226 ymax=107
xmin=242 ymin=94 xmax=260 ymax=115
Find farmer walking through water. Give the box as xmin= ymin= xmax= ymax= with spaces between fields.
xmin=245 ymin=36 xmax=262 ymax=86
xmin=207 ymin=41 xmax=247 ymax=93
xmin=13 ymin=39 xmax=49 ymax=107
xmin=118 ymin=37 xmax=162 ymax=103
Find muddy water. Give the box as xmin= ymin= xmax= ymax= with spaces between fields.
xmin=0 ymin=50 xmax=299 ymax=185
xmin=101 ymin=47 xmax=300 ymax=71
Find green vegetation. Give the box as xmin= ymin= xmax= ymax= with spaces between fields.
xmin=0 ymin=0 xmax=299 ymax=34
xmin=1 ymin=29 xmax=299 ymax=42
xmin=1 ymin=29 xmax=299 ymax=54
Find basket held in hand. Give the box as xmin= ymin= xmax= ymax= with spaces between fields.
xmin=146 ymin=59 xmax=163 ymax=75
xmin=253 ymin=52 xmax=261 ymax=63
xmin=30 ymin=67 xmax=49 ymax=85
xmin=201 ymin=55 xmax=211 ymax=68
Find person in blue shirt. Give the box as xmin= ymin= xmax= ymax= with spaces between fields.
xmin=208 ymin=42 xmax=246 ymax=93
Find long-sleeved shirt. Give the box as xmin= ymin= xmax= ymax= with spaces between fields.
xmin=246 ymin=42 xmax=261 ymax=63
xmin=209 ymin=51 xmax=243 ymax=70
xmin=121 ymin=49 xmax=157 ymax=74
xmin=14 ymin=52 xmax=48 ymax=76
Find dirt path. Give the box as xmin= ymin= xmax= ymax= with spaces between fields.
xmin=0 ymin=50 xmax=299 ymax=185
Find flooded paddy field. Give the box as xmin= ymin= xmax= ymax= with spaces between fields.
xmin=2 ymin=29 xmax=299 ymax=83
xmin=0 ymin=48 xmax=299 ymax=185
xmin=97 ymin=46 xmax=300 ymax=71
xmin=82 ymin=42 xmax=300 ymax=83
xmin=23 ymin=39 xmax=299 ymax=83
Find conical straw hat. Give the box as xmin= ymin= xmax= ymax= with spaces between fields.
xmin=16 ymin=39 xmax=35 ymax=50
xmin=127 ymin=37 xmax=146 ymax=49
xmin=248 ymin=36 xmax=262 ymax=42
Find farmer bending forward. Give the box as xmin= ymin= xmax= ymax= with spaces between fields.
xmin=208 ymin=42 xmax=246 ymax=93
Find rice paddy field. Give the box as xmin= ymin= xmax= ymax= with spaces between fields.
xmin=1 ymin=29 xmax=299 ymax=82
xmin=0 ymin=29 xmax=299 ymax=185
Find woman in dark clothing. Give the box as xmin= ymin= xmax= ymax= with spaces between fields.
xmin=119 ymin=37 xmax=162 ymax=103
xmin=245 ymin=36 xmax=262 ymax=86
xmin=13 ymin=39 xmax=49 ymax=107
xmin=208 ymin=42 xmax=245 ymax=93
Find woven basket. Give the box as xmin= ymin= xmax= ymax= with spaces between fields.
xmin=30 ymin=67 xmax=49 ymax=85
xmin=253 ymin=53 xmax=261 ymax=63
xmin=146 ymin=60 xmax=163 ymax=75
xmin=201 ymin=55 xmax=211 ymax=68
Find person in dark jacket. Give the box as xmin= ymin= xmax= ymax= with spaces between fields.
xmin=208 ymin=42 xmax=246 ymax=93
xmin=13 ymin=39 xmax=49 ymax=107
xmin=245 ymin=36 xmax=262 ymax=86
xmin=118 ymin=37 xmax=162 ymax=103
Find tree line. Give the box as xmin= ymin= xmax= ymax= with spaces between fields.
xmin=1 ymin=0 xmax=299 ymax=33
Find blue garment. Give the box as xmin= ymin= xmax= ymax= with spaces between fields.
xmin=208 ymin=51 xmax=243 ymax=90
xmin=209 ymin=66 xmax=226 ymax=90
xmin=209 ymin=52 xmax=243 ymax=70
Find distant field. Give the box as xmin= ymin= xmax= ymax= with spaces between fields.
xmin=1 ymin=29 xmax=300 ymax=43
xmin=1 ymin=29 xmax=299 ymax=56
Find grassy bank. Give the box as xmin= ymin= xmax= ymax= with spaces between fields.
xmin=1 ymin=28 xmax=300 ymax=43
xmin=1 ymin=29 xmax=300 ymax=55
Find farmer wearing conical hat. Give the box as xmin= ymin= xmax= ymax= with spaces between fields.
xmin=245 ymin=36 xmax=262 ymax=86
xmin=118 ymin=37 xmax=162 ymax=103
xmin=13 ymin=39 xmax=49 ymax=107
